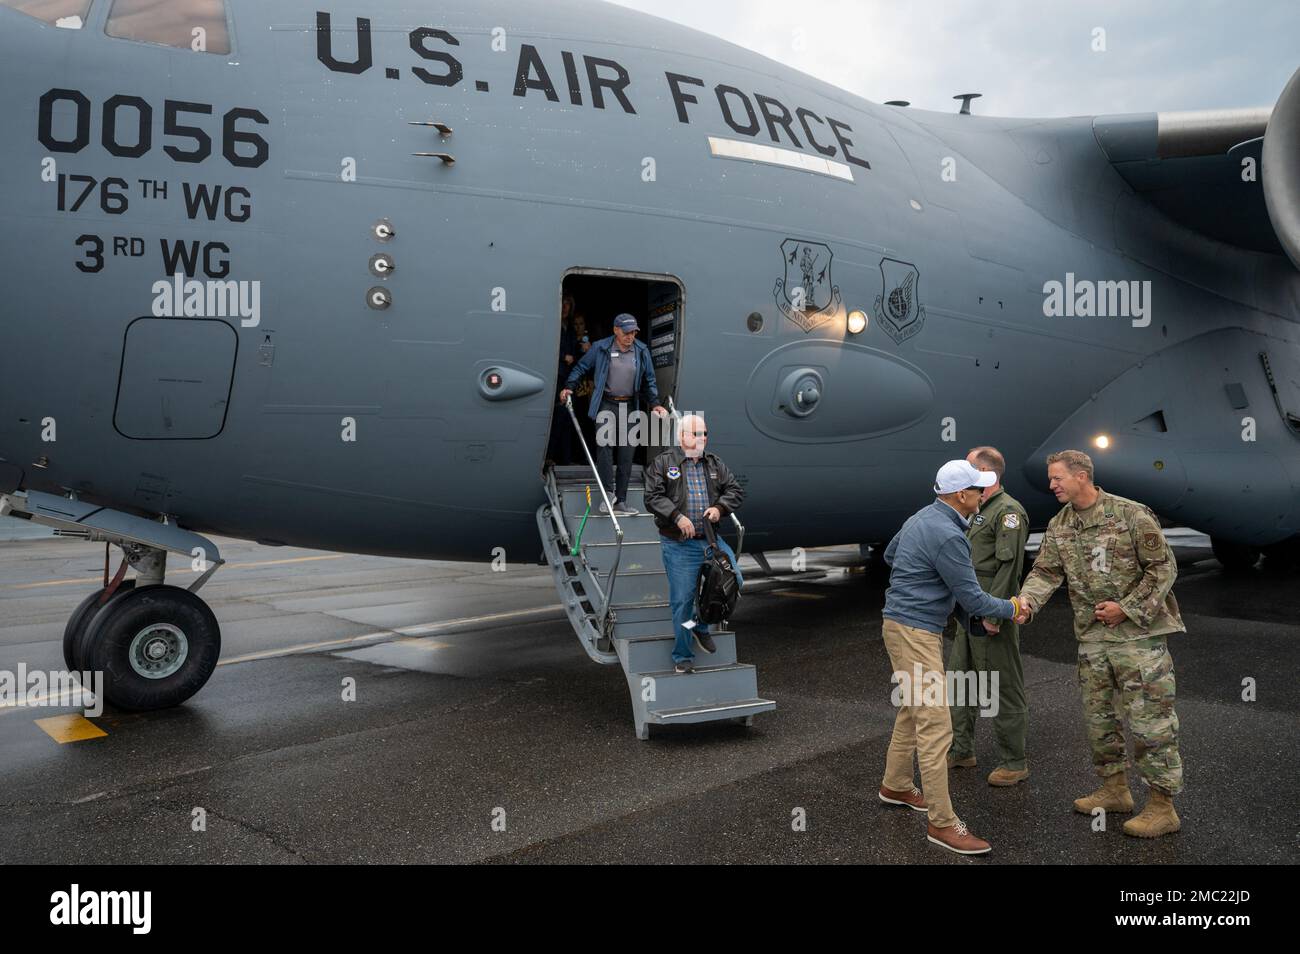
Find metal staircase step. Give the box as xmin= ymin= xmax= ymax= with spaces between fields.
xmin=562 ymin=512 xmax=658 ymax=546
xmin=606 ymin=602 xmax=672 ymax=623
xmin=629 ymin=662 xmax=759 ymax=711
xmin=558 ymin=486 xmax=646 ymax=514
xmin=585 ymin=540 xmax=663 ymax=573
xmin=611 ymin=614 xmax=674 ymax=639
xmin=647 ymin=698 xmax=777 ymax=725
xmin=618 ymin=631 xmax=737 ymax=670
xmin=609 ymin=598 xmax=671 ymax=611
xmin=605 ymin=569 xmax=670 ymax=606
xmin=552 ymin=465 xmax=643 ymax=486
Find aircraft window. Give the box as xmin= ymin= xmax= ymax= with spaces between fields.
xmin=0 ymin=0 xmax=93 ymax=29
xmin=105 ymin=0 xmax=230 ymax=53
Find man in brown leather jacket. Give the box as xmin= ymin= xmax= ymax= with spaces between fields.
xmin=643 ymin=414 xmax=745 ymax=673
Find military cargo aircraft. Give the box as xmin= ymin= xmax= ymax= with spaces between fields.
xmin=1 ymin=0 xmax=1297 ymax=724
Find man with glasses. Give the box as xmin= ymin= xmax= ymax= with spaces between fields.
xmin=877 ymin=460 xmax=1024 ymax=855
xmin=560 ymin=314 xmax=667 ymax=515
xmin=644 ymin=414 xmax=744 ymax=673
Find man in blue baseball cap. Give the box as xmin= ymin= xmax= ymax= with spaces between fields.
xmin=560 ymin=313 xmax=667 ymax=514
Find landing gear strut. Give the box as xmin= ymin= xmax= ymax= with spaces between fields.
xmin=2 ymin=489 xmax=225 ymax=711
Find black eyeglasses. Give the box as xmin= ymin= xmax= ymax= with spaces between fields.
xmin=685 ymin=430 xmax=708 ymax=437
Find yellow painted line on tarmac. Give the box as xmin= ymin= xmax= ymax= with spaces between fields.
xmin=226 ymin=554 xmax=349 ymax=570
xmin=8 ymin=553 xmax=347 ymax=590
xmin=35 ymin=714 xmax=107 ymax=743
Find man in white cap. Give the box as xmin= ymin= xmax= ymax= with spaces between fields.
xmin=876 ymin=460 xmax=1024 ymax=855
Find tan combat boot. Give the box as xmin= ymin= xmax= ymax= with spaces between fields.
xmin=1073 ymin=771 xmax=1134 ymax=814
xmin=988 ymin=765 xmax=1029 ymax=787
xmin=1123 ymin=789 xmax=1181 ymax=838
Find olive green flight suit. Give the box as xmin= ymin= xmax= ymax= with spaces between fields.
xmin=947 ymin=487 xmax=1030 ymax=770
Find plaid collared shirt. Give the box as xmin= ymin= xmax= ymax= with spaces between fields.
xmin=683 ymin=456 xmax=709 ymax=532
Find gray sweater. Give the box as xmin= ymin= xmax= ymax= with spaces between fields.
xmin=882 ymin=500 xmax=1016 ymax=634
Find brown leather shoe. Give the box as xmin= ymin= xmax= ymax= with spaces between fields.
xmin=927 ymin=819 xmax=991 ymax=855
xmin=947 ymin=752 xmax=977 ymax=768
xmin=988 ymin=765 xmax=1029 ymax=787
xmin=878 ymin=784 xmax=928 ymax=813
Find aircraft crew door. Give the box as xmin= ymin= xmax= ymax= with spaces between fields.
xmin=548 ymin=270 xmax=684 ymax=472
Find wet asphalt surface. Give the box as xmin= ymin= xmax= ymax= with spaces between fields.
xmin=1 ymin=521 xmax=1297 ymax=864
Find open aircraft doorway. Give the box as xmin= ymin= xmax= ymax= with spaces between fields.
xmin=547 ymin=269 xmax=684 ymax=471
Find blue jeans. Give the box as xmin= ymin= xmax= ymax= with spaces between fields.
xmin=661 ymin=533 xmax=743 ymax=663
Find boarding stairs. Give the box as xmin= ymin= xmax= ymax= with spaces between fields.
xmin=537 ymin=400 xmax=775 ymax=739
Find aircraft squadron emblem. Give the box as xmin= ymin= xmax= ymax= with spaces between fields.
xmin=774 ymin=239 xmax=842 ymax=333
xmin=874 ymin=257 xmax=927 ymax=344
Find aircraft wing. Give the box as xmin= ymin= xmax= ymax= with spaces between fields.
xmin=1091 ymin=66 xmax=1300 ymax=269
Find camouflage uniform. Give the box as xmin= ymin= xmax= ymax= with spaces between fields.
xmin=1018 ymin=488 xmax=1184 ymax=794
xmin=947 ymin=488 xmax=1029 ymax=769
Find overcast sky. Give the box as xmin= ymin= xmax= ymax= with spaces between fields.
xmin=608 ymin=0 xmax=1297 ymax=117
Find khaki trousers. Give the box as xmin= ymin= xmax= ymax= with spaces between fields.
xmin=881 ymin=618 xmax=957 ymax=828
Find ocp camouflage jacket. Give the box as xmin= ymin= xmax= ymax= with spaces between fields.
xmin=1019 ymin=488 xmax=1185 ymax=642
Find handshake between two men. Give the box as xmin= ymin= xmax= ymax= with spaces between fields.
xmin=989 ymin=596 xmax=1125 ymax=630
xmin=877 ymin=449 xmax=1187 ymax=857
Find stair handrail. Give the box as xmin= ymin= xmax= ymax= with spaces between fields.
xmin=543 ymin=465 xmax=571 ymax=551
xmin=665 ymin=396 xmax=745 ymax=558
xmin=564 ymin=395 xmax=623 ymax=636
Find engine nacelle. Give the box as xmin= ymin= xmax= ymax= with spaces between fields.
xmin=1022 ymin=328 xmax=1300 ymax=546
xmin=1263 ymin=67 xmax=1300 ymax=271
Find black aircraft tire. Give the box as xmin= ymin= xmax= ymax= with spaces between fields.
xmin=1211 ymin=537 xmax=1261 ymax=572
xmin=1262 ymin=537 xmax=1300 ymax=569
xmin=84 ymin=585 xmax=221 ymax=711
xmin=64 ymin=580 xmax=136 ymax=673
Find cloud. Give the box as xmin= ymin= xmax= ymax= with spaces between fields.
xmin=607 ymin=0 xmax=1296 ymax=116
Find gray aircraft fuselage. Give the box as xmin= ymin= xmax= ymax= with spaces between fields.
xmin=2 ymin=0 xmax=1298 ymax=563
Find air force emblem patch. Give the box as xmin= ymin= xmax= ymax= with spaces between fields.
xmin=874 ymin=257 xmax=927 ymax=344
xmin=667 ymin=466 xmax=681 ymax=480
xmin=1003 ymin=513 xmax=1020 ymax=530
xmin=774 ymin=239 xmax=842 ymax=333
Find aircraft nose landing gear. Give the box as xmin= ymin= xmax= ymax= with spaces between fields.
xmin=86 ymin=585 xmax=221 ymax=711
xmin=3 ymin=489 xmax=225 ymax=712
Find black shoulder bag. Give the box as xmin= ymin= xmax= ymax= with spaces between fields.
xmin=696 ymin=519 xmax=741 ymax=625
